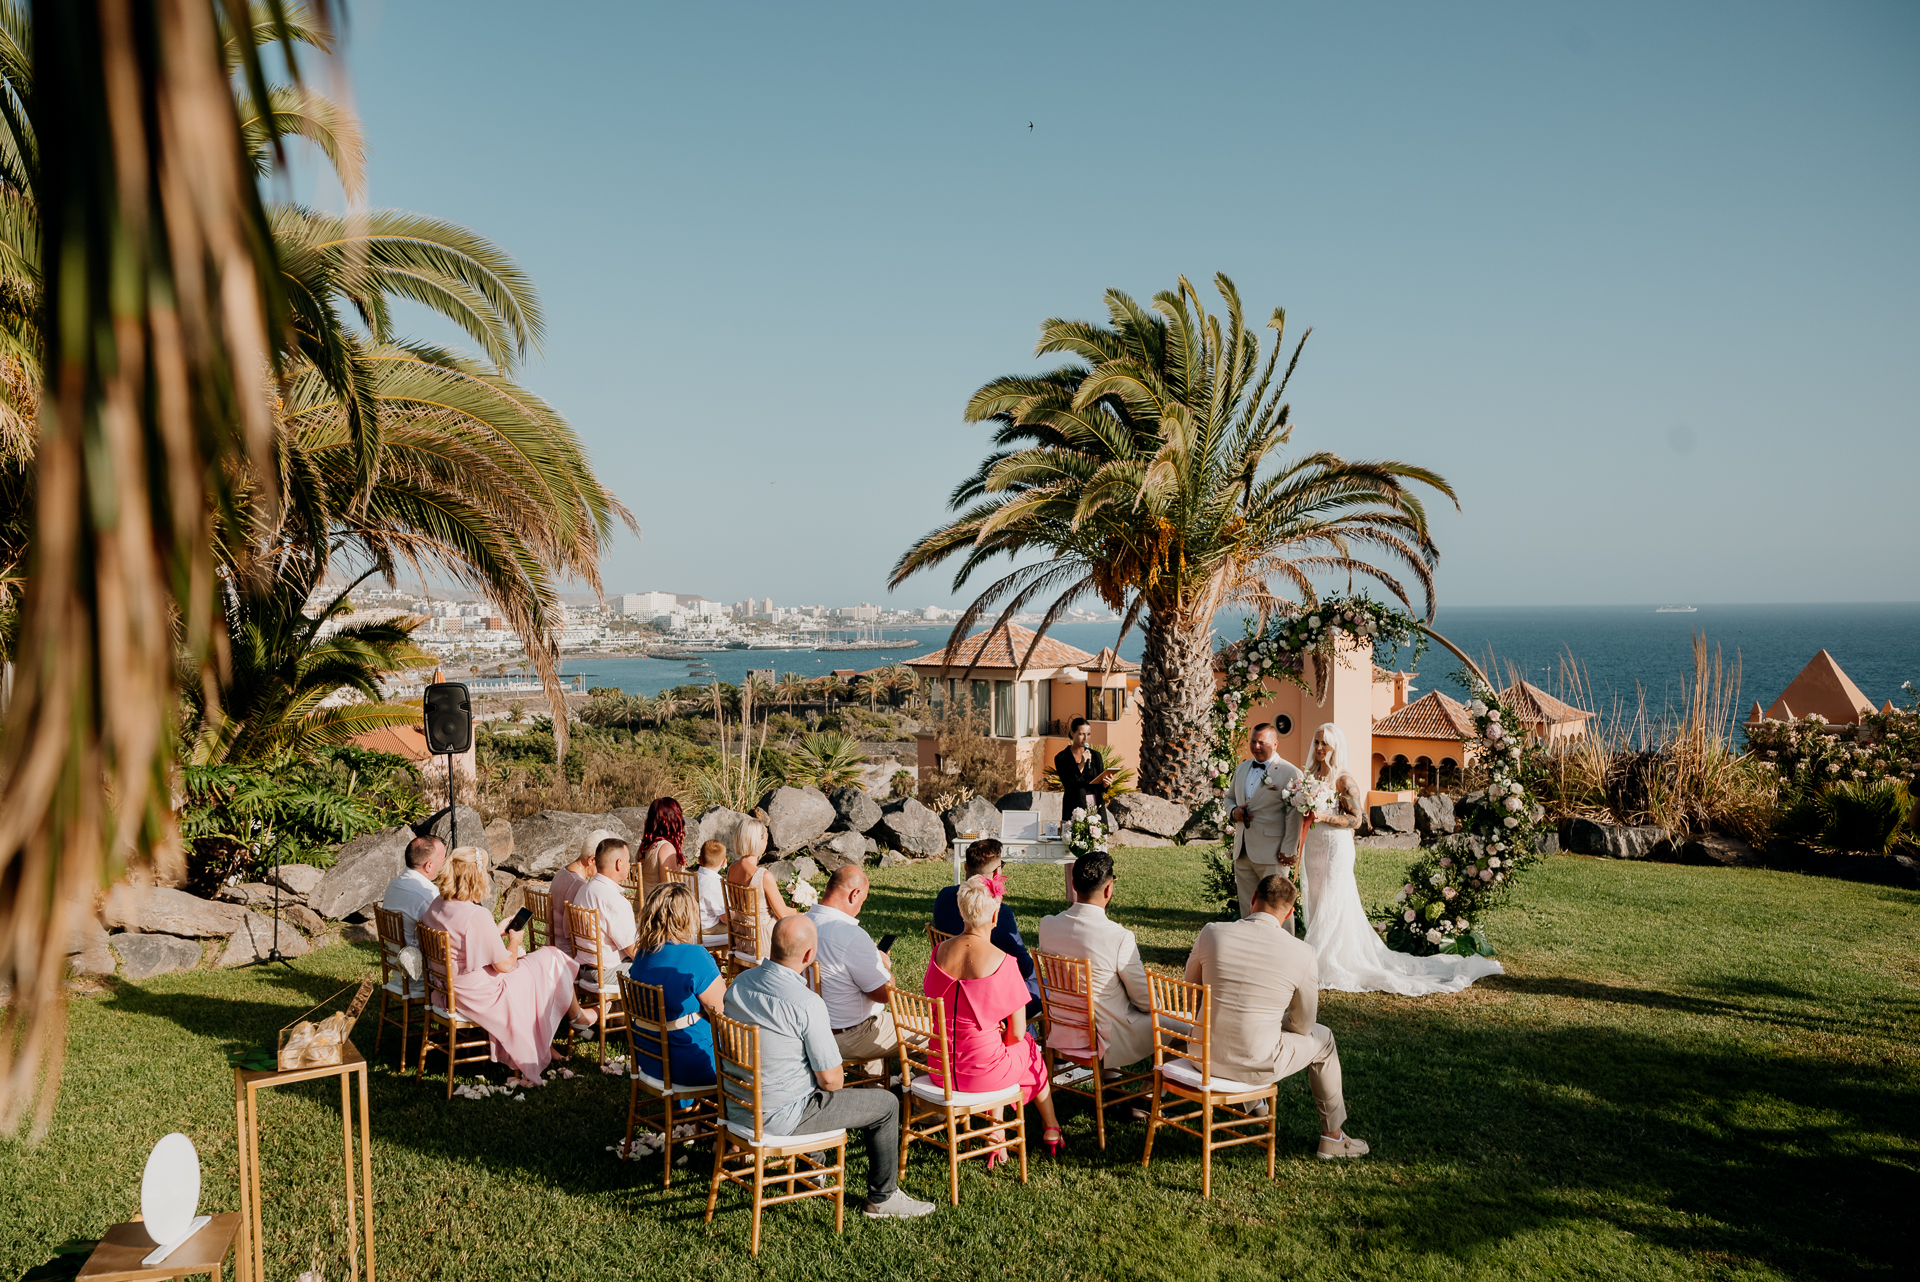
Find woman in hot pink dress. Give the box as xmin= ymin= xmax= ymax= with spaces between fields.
xmin=419 ymin=849 xmax=597 ymax=1081
xmin=923 ymin=875 xmax=1065 ymax=1160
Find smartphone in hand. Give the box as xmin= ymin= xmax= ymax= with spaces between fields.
xmin=876 ymin=933 xmax=898 ymax=954
xmin=505 ymin=906 xmax=534 ymax=934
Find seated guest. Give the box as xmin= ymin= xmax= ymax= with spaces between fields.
xmin=548 ymin=831 xmax=607 ymax=959
xmin=694 ymin=840 xmax=729 ymax=935
xmin=724 ymin=915 xmax=935 ymax=1220
xmin=925 ymin=875 xmax=1065 ymax=1160
xmin=636 ymin=796 xmax=687 ymax=894
xmin=419 ymin=848 xmax=597 ymax=1081
xmin=1185 ymin=874 xmax=1367 ymax=1158
xmin=571 ymin=836 xmax=639 ymax=987
xmin=933 ymin=839 xmax=1040 ymax=1017
xmin=1037 ymin=852 xmax=1153 ymax=1069
xmin=807 ymin=867 xmax=897 ymax=1075
xmin=628 ymin=883 xmax=725 ymax=1086
xmin=381 ymin=834 xmax=445 ymax=951
xmin=724 ymin=819 xmax=793 ymax=958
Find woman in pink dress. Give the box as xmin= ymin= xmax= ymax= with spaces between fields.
xmin=419 ymin=848 xmax=598 ymax=1082
xmin=924 ymin=875 xmax=1065 ymax=1161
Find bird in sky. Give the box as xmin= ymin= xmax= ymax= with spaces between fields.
xmin=1028 ymin=121 xmax=1033 ymax=130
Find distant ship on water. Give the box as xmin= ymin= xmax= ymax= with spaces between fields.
xmin=1654 ymin=605 xmax=1698 ymax=613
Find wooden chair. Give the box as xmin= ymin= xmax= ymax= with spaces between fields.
xmin=618 ymin=974 xmax=720 ymax=1188
xmin=564 ymin=902 xmax=628 ymax=1065
xmin=704 ymin=1011 xmax=848 ymax=1257
xmin=722 ymin=879 xmax=768 ymax=979
xmin=888 ymin=987 xmax=1026 ymax=1206
xmin=662 ymin=868 xmax=731 ymax=967
xmin=924 ymin=923 xmax=954 ymax=952
xmin=1140 ymin=971 xmax=1278 ymax=1199
xmin=417 ymin=925 xmax=493 ymax=1098
xmin=522 ymin=886 xmax=552 ymax=952
xmin=1031 ymin=949 xmax=1153 ymax=1150
xmin=371 ymin=907 xmax=425 ymax=1066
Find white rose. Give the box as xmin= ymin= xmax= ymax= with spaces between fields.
xmin=1488 ymin=855 xmax=1501 ymax=867
xmin=1403 ymin=909 xmax=1416 ymax=922
xmin=1503 ymin=816 xmax=1518 ymax=828
xmin=1488 ymin=711 xmax=1501 ymax=723
xmin=1429 ymin=873 xmax=1444 ymax=886
xmin=1308 ymin=616 xmax=1321 ymax=629
xmin=1071 ymin=807 xmax=1086 ymax=821
xmin=1503 ymin=796 xmax=1521 ymax=812
xmin=1425 ymin=928 xmax=1442 ymax=944
xmin=1469 ymin=700 xmax=1487 ymax=716
xmin=1508 ymin=782 xmax=1524 ymax=795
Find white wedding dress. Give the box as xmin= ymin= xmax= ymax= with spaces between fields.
xmin=1303 ymin=821 xmax=1504 ymax=996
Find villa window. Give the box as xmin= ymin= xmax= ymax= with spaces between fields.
xmin=992 ymin=680 xmax=1015 ymax=738
xmin=1017 ymin=681 xmax=1035 ymax=737
xmin=970 ymin=679 xmax=990 ymax=716
xmin=1038 ymin=679 xmax=1051 ymax=733
xmin=1086 ymin=685 xmax=1123 ymax=722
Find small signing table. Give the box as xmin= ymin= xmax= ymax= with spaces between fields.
xmin=949 ymin=836 xmax=1072 ymax=886
xmin=233 ymin=1045 xmax=375 ymax=1282
xmin=75 ymin=1213 xmax=242 ymax=1282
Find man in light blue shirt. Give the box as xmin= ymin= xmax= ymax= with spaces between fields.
xmin=724 ymin=915 xmax=934 ymax=1219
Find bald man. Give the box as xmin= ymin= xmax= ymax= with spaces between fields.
xmin=808 ymin=866 xmax=898 ymax=1074
xmin=724 ymin=914 xmax=934 ymax=1218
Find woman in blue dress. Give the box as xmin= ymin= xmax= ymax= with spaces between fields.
xmin=626 ymin=883 xmax=725 ymax=1085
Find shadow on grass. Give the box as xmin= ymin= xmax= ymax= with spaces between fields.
xmin=1485 ymin=973 xmax=1920 ymax=1039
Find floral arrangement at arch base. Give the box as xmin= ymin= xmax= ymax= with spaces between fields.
xmin=1066 ymin=806 xmax=1111 ymax=860
xmin=1376 ymin=678 xmax=1549 ymax=956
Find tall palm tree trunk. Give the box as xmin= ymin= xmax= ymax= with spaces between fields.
xmin=1137 ymin=606 xmax=1217 ymax=804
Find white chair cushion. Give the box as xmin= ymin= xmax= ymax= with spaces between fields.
xmin=1160 ymin=1058 xmax=1266 ymax=1095
xmin=577 ymin=976 xmax=622 ymax=995
xmin=730 ymin=950 xmax=761 ymax=969
xmin=907 ymin=1075 xmax=1023 ymax=1108
xmin=723 ymin=1120 xmax=847 ymax=1148
xmin=631 ymin=1067 xmax=715 ymax=1095
xmin=701 ymin=933 xmax=729 ymax=948
xmin=381 ymin=976 xmax=424 ymax=999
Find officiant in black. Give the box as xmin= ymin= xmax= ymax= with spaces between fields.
xmin=1054 ymin=717 xmax=1117 ymax=818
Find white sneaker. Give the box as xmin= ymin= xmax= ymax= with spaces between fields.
xmin=864 ymin=1189 xmax=936 ymax=1219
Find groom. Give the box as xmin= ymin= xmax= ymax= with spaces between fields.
xmin=1228 ymin=723 xmax=1302 ymax=920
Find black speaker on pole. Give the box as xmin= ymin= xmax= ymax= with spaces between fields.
xmin=424 ymin=682 xmax=473 ymax=755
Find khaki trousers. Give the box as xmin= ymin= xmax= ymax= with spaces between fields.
xmin=1233 ymin=852 xmax=1284 ymax=919
xmin=1275 ymin=1022 xmax=1346 ymax=1137
xmin=832 ymin=1009 xmax=901 ymax=1078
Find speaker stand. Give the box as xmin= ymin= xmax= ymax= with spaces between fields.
xmin=240 ymin=828 xmax=296 ymax=970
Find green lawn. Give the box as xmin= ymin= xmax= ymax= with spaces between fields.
xmin=4 ymin=850 xmax=1916 ymax=1281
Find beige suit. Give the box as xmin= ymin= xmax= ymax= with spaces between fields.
xmin=1228 ymin=756 xmax=1303 ymax=917
xmin=1037 ymin=902 xmax=1155 ymax=1068
xmin=1184 ymin=912 xmax=1346 ymax=1136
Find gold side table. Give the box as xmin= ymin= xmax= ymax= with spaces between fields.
xmin=233 ymin=1045 xmax=375 ymax=1282
xmin=75 ymin=1212 xmax=242 ymax=1282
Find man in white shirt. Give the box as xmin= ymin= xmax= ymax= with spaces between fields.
xmin=1037 ymin=851 xmax=1154 ymax=1068
xmin=1227 ymin=722 xmax=1303 ymax=919
xmin=380 ymin=835 xmax=445 ymax=950
xmin=570 ymin=837 xmax=638 ymax=985
xmin=806 ymin=866 xmax=897 ymax=1075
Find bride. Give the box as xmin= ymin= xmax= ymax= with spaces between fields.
xmin=1300 ymin=722 xmax=1504 ymax=996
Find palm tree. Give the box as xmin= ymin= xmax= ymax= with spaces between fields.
xmin=884 ymin=663 xmax=919 ymax=708
xmin=782 ymin=732 xmax=869 ymax=793
xmin=742 ymin=671 xmax=774 ymax=721
xmin=776 ymin=671 xmax=807 ymax=713
xmin=817 ymin=672 xmax=846 ymax=715
xmin=892 ymin=274 xmax=1455 ymax=803
xmin=857 ymin=669 xmax=889 ymax=713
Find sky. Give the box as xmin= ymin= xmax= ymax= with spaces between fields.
xmin=306 ymin=0 xmax=1920 ymax=610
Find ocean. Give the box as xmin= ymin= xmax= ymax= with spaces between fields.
xmin=558 ymin=604 xmax=1920 ymax=730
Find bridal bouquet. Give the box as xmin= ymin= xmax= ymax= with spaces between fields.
xmin=1277 ymin=773 xmax=1337 ymax=822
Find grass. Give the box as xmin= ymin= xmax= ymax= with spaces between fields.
xmin=4 ymin=849 xmax=1917 ymax=1281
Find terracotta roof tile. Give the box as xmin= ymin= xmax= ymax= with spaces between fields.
xmin=903 ymin=623 xmax=1098 ymax=673
xmin=1499 ymin=681 xmax=1594 ymax=726
xmin=1088 ymin=645 xmax=1139 ymax=674
xmin=1371 ymin=690 xmax=1476 ymax=741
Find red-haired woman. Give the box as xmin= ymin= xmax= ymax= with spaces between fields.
xmin=636 ymin=795 xmax=686 ymax=894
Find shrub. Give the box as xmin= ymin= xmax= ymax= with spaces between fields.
xmin=781 ymin=732 xmax=869 ymax=792
xmin=917 ymin=710 xmax=1017 ymax=807
xmin=889 ymin=769 xmax=915 ymax=800
xmin=1815 ymin=780 xmax=1913 ymax=855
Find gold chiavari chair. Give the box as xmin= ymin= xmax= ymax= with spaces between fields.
xmin=722 ymin=879 xmax=768 ymax=979
xmin=888 ymin=987 xmax=1027 ymax=1206
xmin=522 ymin=886 xmax=553 ymax=952
xmin=417 ymin=925 xmax=493 ymax=1098
xmin=618 ymin=975 xmax=720 ymax=1188
xmin=924 ymin=923 xmax=954 ymax=952
xmin=668 ymin=867 xmax=732 ymax=968
xmin=372 ymin=907 xmax=425 ymax=1066
xmin=704 ymin=1012 xmax=848 ymax=1257
xmin=1140 ymin=971 xmax=1278 ymax=1199
xmin=1031 ymin=949 xmax=1152 ymax=1150
xmin=564 ymin=902 xmax=628 ymax=1065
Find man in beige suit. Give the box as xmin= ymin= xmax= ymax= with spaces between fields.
xmin=1037 ymin=852 xmax=1154 ymax=1069
xmin=1227 ymin=723 xmax=1303 ymax=919
xmin=1185 ymin=873 xmax=1368 ymax=1158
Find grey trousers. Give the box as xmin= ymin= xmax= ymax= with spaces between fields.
xmin=795 ymin=1086 xmax=900 ymax=1202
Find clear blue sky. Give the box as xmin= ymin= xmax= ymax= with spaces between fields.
xmin=317 ymin=0 xmax=1919 ymax=610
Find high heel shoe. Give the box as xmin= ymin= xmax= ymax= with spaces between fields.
xmin=1041 ymin=1126 xmax=1065 ymax=1157
xmin=984 ymin=1129 xmax=1009 ymax=1170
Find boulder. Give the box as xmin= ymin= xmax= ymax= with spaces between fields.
xmin=1675 ymin=834 xmax=1759 ymax=868
xmin=1369 ymin=802 xmax=1416 ymax=835
xmin=416 ymin=804 xmax=490 ymax=854
xmin=102 ymin=884 xmax=250 ymax=937
xmin=877 ymin=798 xmax=947 ymax=858
xmin=111 ymin=934 xmax=203 ymax=980
xmin=1538 ymin=832 xmax=1561 ymax=854
xmin=764 ymin=859 xmax=796 ymax=886
xmin=484 ymin=818 xmax=517 ymax=858
xmin=497 ymin=811 xmax=612 ymax=878
xmin=216 ymin=911 xmax=312 ymax=967
xmin=266 ymin=864 xmax=325 ymax=899
xmin=1115 ymin=828 xmax=1175 ymax=848
xmin=1413 ymin=794 xmax=1456 ymax=840
xmin=690 ymin=806 xmax=752 ymax=857
xmin=310 ymin=826 xmax=412 ymax=919
xmin=941 ymin=795 xmax=1004 ymax=842
xmin=878 ymin=850 xmax=910 ymax=868
xmin=491 ymin=872 xmax=523 ymax=917
xmin=341 ymin=922 xmax=380 ymax=946
xmin=791 ymin=856 xmax=822 ymax=883
xmin=1110 ymin=794 xmax=1190 ymax=839
xmin=760 ymin=786 xmax=836 ymax=854
xmin=828 ymin=785 xmax=884 ymax=835
xmin=281 ymin=904 xmax=329 ymax=935
xmin=67 ymin=915 xmax=114 ymax=977
xmin=1563 ymin=818 xmax=1671 ymax=860
xmin=609 ymin=807 xmax=653 ymax=835
xmin=996 ymin=791 xmax=1064 ymax=825
xmin=216 ymin=882 xmax=284 ymax=908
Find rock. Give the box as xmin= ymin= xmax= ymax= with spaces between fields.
xmin=760 ymin=786 xmax=836 ymax=853
xmin=310 ymin=826 xmax=412 ymax=919
xmin=792 ymin=856 xmax=821 ymax=882
xmin=821 ymin=830 xmax=871 ymax=861
xmin=281 ymin=904 xmax=329 ymax=935
xmin=484 ymin=818 xmax=517 ymax=858
xmin=878 ymin=850 xmax=910 ymax=868
xmin=1676 ymin=834 xmax=1759 ymax=867
xmin=940 ymin=795 xmax=1003 ymax=842
xmin=828 ymin=785 xmax=884 ymax=835
xmin=67 ymin=915 xmax=114 ymax=976
xmin=216 ymin=911 xmax=312 ymax=967
xmin=995 ymin=791 xmax=1064 ymax=825
xmin=1369 ymin=802 xmax=1416 ymax=835
xmin=111 ymin=934 xmax=203 ymax=980
xmin=1538 ymin=832 xmax=1561 ymax=854
xmin=341 ymin=922 xmax=380 ymax=946
xmin=216 ymin=882 xmax=285 ymax=908
xmin=1413 ymin=794 xmax=1456 ymax=840
xmin=102 ymin=884 xmax=250 ymax=937
xmin=497 ymin=811 xmax=611 ymax=878
xmin=1114 ymin=828 xmax=1175 ymax=848
xmin=877 ymin=798 xmax=947 ymax=858
xmin=1563 ymin=818 xmax=1671 ymax=860
xmin=1356 ymin=832 xmax=1421 ymax=850
xmin=689 ymin=806 xmax=752 ymax=857
xmin=267 ymin=864 xmax=325 ymax=899
xmin=764 ymin=859 xmax=796 ymax=885
xmin=609 ymin=806 xmax=653 ymax=835
xmin=1110 ymin=794 xmax=1191 ymax=839
xmin=491 ymin=872 xmax=523 ymax=917
xmin=416 ymin=804 xmax=490 ymax=854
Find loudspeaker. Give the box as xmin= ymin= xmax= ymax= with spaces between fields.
xmin=423 ymin=682 xmax=473 ymax=755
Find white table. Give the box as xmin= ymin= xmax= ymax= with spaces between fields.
xmin=950 ymin=837 xmax=1072 ymax=886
